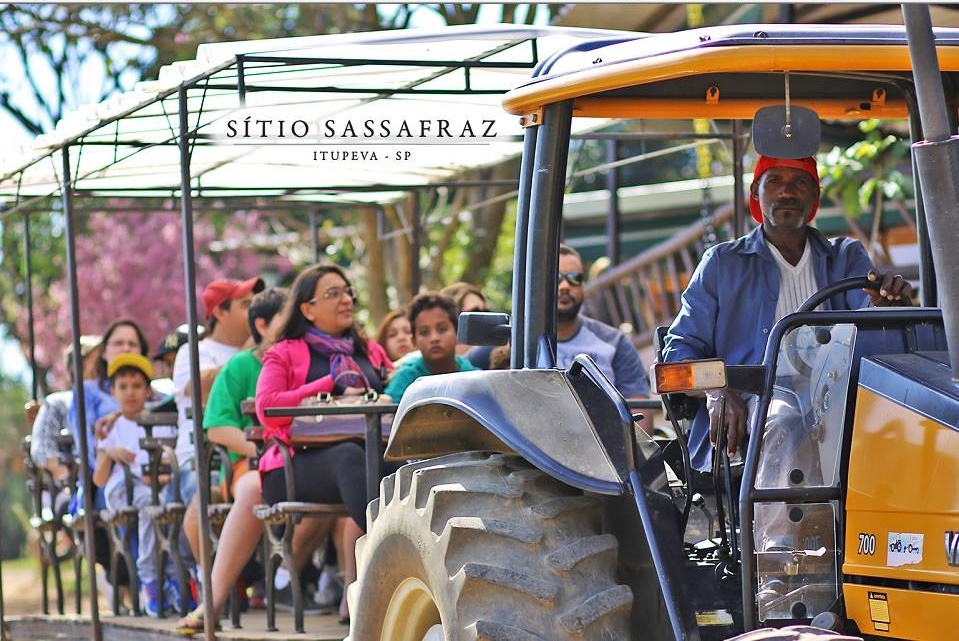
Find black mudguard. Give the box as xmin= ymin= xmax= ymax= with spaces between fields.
xmin=384 ymin=367 xmax=624 ymax=495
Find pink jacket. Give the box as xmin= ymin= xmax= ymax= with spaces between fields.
xmin=255 ymin=337 xmax=393 ymax=439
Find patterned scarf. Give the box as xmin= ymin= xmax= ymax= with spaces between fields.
xmin=303 ymin=328 xmax=368 ymax=388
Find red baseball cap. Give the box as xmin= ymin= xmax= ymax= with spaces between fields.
xmin=749 ymin=155 xmax=820 ymax=224
xmin=202 ymin=277 xmax=264 ymax=317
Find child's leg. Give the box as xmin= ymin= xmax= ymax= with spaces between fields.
xmin=132 ymin=482 xmax=158 ymax=588
xmin=169 ymin=466 xmax=198 ymax=570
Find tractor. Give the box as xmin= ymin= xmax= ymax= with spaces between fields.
xmin=349 ymin=9 xmax=959 ymax=640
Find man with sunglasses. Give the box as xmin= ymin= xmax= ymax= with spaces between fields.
xmin=557 ymin=244 xmax=652 ymax=432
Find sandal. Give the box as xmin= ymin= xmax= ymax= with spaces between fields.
xmin=174 ymin=610 xmax=221 ymax=636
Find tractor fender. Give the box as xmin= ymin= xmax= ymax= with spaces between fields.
xmin=384 ymin=368 xmax=625 ymax=495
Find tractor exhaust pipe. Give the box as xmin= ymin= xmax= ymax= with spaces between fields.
xmin=903 ymin=4 xmax=959 ymax=380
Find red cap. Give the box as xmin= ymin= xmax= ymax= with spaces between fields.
xmin=202 ymin=277 xmax=264 ymax=317
xmin=749 ymin=155 xmax=820 ymax=224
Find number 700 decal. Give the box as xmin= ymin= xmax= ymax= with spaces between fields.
xmin=858 ymin=533 xmax=877 ymax=555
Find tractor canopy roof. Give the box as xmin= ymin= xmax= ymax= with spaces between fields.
xmin=503 ymin=24 xmax=959 ymax=121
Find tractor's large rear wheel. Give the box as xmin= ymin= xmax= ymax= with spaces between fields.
xmin=347 ymin=452 xmax=633 ymax=640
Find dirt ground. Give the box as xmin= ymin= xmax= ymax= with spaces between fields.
xmin=1 ymin=555 xmax=133 ymax=617
xmin=1 ymin=557 xmax=48 ymax=616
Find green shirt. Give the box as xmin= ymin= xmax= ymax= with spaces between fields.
xmin=203 ymin=348 xmax=262 ymax=463
xmin=384 ymin=354 xmax=478 ymax=402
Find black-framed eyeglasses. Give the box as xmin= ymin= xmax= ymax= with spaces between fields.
xmin=558 ymin=271 xmax=584 ymax=287
xmin=309 ymin=285 xmax=356 ymax=303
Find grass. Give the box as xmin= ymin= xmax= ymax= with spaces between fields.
xmin=2 ymin=554 xmax=40 ymax=572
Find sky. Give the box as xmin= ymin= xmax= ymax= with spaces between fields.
xmin=1 ymin=325 xmax=30 ymax=387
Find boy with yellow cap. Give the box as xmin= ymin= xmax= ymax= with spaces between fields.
xmin=93 ymin=353 xmax=183 ymax=617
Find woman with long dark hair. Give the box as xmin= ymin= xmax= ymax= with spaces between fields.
xmin=255 ymin=263 xmax=393 ymax=621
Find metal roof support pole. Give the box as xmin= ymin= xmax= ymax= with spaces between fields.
xmin=732 ymin=120 xmax=746 ymax=238
xmin=907 ymin=110 xmax=936 ymax=307
xmin=524 ymin=100 xmax=572 ymax=368
xmin=510 ymin=125 xmax=539 ymax=368
xmin=62 ymin=144 xmax=102 ymax=640
xmin=237 ymin=56 xmax=246 ymax=108
xmin=605 ymin=139 xmax=621 ymax=266
xmin=23 ymin=214 xmax=39 ymax=400
xmin=409 ymin=192 xmax=422 ymax=296
xmin=178 ymin=85 xmax=216 ymax=641
xmin=0 ymin=539 xmax=5 ymax=641
xmin=310 ymin=210 xmax=320 ymax=263
xmin=4 ymin=212 xmax=41 ymax=637
xmin=903 ymin=2 xmax=959 ymax=377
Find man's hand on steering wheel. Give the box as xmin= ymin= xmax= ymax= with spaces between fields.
xmin=706 ymin=390 xmax=748 ymax=459
xmin=866 ymin=269 xmax=912 ymax=306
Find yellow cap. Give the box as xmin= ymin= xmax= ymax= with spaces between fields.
xmin=107 ymin=353 xmax=153 ymax=380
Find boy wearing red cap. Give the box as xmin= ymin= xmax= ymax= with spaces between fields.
xmin=170 ymin=276 xmax=264 ymax=560
xmin=663 ymin=155 xmax=912 ymax=473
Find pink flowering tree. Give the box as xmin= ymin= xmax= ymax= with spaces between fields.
xmin=19 ymin=202 xmax=292 ymax=390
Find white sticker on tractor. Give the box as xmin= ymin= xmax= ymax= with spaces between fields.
xmin=887 ymin=532 xmax=924 ymax=567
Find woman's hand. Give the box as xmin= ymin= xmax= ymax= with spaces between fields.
xmin=95 ymin=410 xmax=121 ymax=439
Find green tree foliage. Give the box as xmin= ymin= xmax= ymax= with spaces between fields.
xmin=821 ymin=119 xmax=912 ymax=217
xmin=0 ymin=373 xmax=29 ymax=559
xmin=820 ymin=119 xmax=913 ymax=262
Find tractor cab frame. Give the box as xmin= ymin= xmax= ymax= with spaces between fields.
xmin=352 ymin=12 xmax=959 ymax=641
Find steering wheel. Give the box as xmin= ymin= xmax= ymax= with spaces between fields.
xmin=796 ymin=275 xmax=911 ymax=313
xmin=784 ymin=276 xmax=910 ymax=375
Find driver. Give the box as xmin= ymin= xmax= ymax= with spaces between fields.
xmin=662 ymin=154 xmax=911 ymax=472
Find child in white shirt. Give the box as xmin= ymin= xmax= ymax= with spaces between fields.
xmin=93 ymin=353 xmax=180 ymax=617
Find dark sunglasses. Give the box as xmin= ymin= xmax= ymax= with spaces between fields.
xmin=558 ymin=271 xmax=584 ymax=287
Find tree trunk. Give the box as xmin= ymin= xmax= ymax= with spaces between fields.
xmin=383 ymin=203 xmax=413 ymax=305
xmin=461 ymin=158 xmax=520 ymax=285
xmin=425 ymin=186 xmax=468 ymax=289
xmin=361 ymin=206 xmax=389 ymax=327
xmin=870 ymin=191 xmax=889 ymax=265
xmin=892 ymin=199 xmax=918 ymax=233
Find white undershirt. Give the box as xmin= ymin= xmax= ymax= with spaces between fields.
xmin=767 ymin=238 xmax=820 ymax=322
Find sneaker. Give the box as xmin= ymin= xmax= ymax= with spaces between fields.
xmin=95 ymin=567 xmax=115 ymax=606
xmin=314 ymin=567 xmax=343 ymax=609
xmin=189 ymin=575 xmax=200 ymax=609
xmin=165 ymin=577 xmax=197 ymax=613
xmin=141 ymin=580 xmax=162 ymax=618
xmin=248 ymin=580 xmax=267 ymax=610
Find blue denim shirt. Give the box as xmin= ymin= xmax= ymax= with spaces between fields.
xmin=69 ymin=380 xmax=119 ymax=470
xmin=663 ymin=225 xmax=874 ymax=471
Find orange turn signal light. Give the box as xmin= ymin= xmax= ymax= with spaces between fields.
xmin=651 ymin=360 xmax=727 ymax=394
